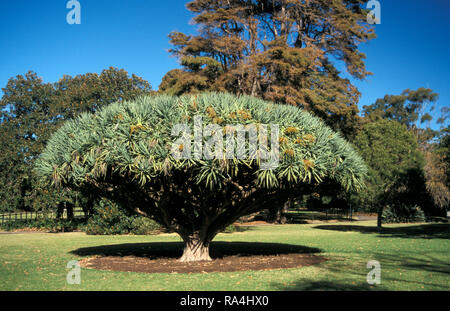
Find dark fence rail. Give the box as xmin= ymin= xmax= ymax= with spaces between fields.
xmin=0 ymin=208 xmax=86 ymax=224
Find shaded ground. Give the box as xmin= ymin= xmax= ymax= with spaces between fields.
xmin=74 ymin=241 xmax=326 ymax=274
xmin=314 ymin=223 xmax=450 ymax=239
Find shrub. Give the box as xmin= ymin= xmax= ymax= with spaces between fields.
xmin=223 ymin=224 xmax=237 ymax=233
xmin=130 ymin=216 xmax=161 ymax=235
xmin=85 ymin=198 xmax=160 ymax=235
xmin=0 ymin=218 xmax=84 ymax=232
xmin=381 ymin=204 xmax=426 ymax=224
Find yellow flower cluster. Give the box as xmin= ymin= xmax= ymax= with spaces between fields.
xmin=303 ymin=159 xmax=315 ymax=169
xmin=212 ymin=117 xmax=224 ymax=124
xmin=191 ymin=100 xmax=198 ymax=111
xmin=284 ymin=149 xmax=295 ymax=157
xmin=182 ymin=115 xmax=192 ymax=121
xmin=295 ymin=134 xmax=316 ymax=146
xmin=284 ymin=127 xmax=299 ymax=135
xmin=302 ymin=134 xmax=316 ymax=143
xmin=237 ymin=109 xmax=252 ymax=120
xmin=206 ymin=106 xmax=217 ymax=118
xmin=279 ymin=137 xmax=289 ymax=144
xmin=130 ymin=123 xmax=146 ymax=135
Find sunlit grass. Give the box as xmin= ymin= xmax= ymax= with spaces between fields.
xmin=0 ymin=221 xmax=449 ymax=291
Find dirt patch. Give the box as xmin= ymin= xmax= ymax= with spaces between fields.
xmin=79 ymin=253 xmax=326 ymax=274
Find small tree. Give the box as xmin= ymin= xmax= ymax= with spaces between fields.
xmin=36 ymin=93 xmax=366 ymax=262
xmin=353 ymin=119 xmax=427 ymax=228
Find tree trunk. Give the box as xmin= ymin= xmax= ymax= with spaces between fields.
xmin=179 ymin=233 xmax=212 ymax=262
xmin=268 ymin=198 xmax=290 ymax=224
xmin=377 ymin=207 xmax=383 ymax=231
xmin=276 ymin=202 xmax=288 ymax=224
xmin=66 ymin=202 xmax=74 ymax=219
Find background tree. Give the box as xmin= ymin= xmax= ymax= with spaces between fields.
xmin=362 ymin=87 xmax=438 ymax=129
xmin=353 ymin=119 xmax=430 ymax=228
xmin=423 ymin=120 xmax=450 ymax=212
xmin=0 ymin=68 xmax=152 ymax=212
xmin=422 ymin=148 xmax=450 ymax=210
xmin=361 ymin=88 xmax=449 ymax=216
xmin=36 ymin=93 xmax=367 ymax=262
xmin=436 ymin=109 xmax=449 ymax=186
xmin=160 ymin=0 xmax=376 ymax=138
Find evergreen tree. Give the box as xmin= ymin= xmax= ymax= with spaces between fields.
xmin=160 ymin=0 xmax=376 ymax=138
xmin=353 ymin=119 xmax=429 ymax=228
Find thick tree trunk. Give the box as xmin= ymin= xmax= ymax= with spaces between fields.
xmin=179 ymin=233 xmax=212 ymax=262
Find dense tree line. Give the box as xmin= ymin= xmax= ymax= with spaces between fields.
xmin=0 ymin=68 xmax=152 ymax=212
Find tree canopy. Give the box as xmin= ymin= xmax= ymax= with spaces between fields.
xmin=353 ymin=119 xmax=433 ymax=227
xmin=362 ymin=87 xmax=438 ymax=128
xmin=36 ymin=92 xmax=367 ymax=261
xmin=159 ymin=0 xmax=376 ymax=138
xmin=360 ymin=88 xmax=449 ymax=217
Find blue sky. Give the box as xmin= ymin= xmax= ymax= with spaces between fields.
xmin=0 ymin=0 xmax=449 ymax=129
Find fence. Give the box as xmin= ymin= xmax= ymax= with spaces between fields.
xmin=0 ymin=208 xmax=86 ymax=225
xmin=325 ymin=207 xmax=353 ymax=220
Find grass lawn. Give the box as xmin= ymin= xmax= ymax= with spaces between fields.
xmin=0 ymin=220 xmax=449 ymax=291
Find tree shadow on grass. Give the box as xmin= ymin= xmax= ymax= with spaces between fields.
xmin=376 ymin=253 xmax=450 ymax=276
xmin=287 ymin=214 xmax=356 ymax=224
xmin=273 ymin=252 xmax=449 ymax=291
xmin=70 ymin=241 xmax=322 ymax=260
xmin=273 ymin=279 xmax=384 ymax=291
xmin=314 ymin=223 xmax=450 ymax=239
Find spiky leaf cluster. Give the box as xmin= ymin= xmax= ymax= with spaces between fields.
xmin=36 ymin=93 xmax=366 ymax=194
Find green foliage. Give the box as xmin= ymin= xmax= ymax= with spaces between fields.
xmin=0 ymin=218 xmax=85 ymax=233
xmin=353 ymin=119 xmax=425 ymax=212
xmin=36 ymin=93 xmax=366 ymax=192
xmin=436 ymin=125 xmax=450 ymax=186
xmin=382 ymin=204 xmax=426 ymax=224
xmin=0 ymin=68 xmax=152 ymax=213
xmin=362 ymin=88 xmax=438 ymax=127
xmin=223 ymin=224 xmax=237 ymax=233
xmin=85 ymin=198 xmax=160 ymax=235
xmin=129 ymin=217 xmax=161 ymax=235
xmin=360 ymin=88 xmax=448 ymax=216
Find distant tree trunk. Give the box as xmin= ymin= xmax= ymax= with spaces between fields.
xmin=377 ymin=207 xmax=383 ymax=231
xmin=66 ymin=202 xmax=74 ymax=219
xmin=56 ymin=202 xmax=64 ymax=219
xmin=268 ymin=198 xmax=291 ymax=224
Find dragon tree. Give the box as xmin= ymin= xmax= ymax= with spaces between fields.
xmin=35 ymin=93 xmax=366 ymax=262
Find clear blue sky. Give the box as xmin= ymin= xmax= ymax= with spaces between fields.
xmin=0 ymin=0 xmax=449 ymax=129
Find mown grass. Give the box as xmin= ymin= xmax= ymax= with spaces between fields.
xmin=0 ymin=221 xmax=449 ymax=291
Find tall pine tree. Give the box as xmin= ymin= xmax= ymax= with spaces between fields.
xmin=160 ymin=0 xmax=376 ymax=138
